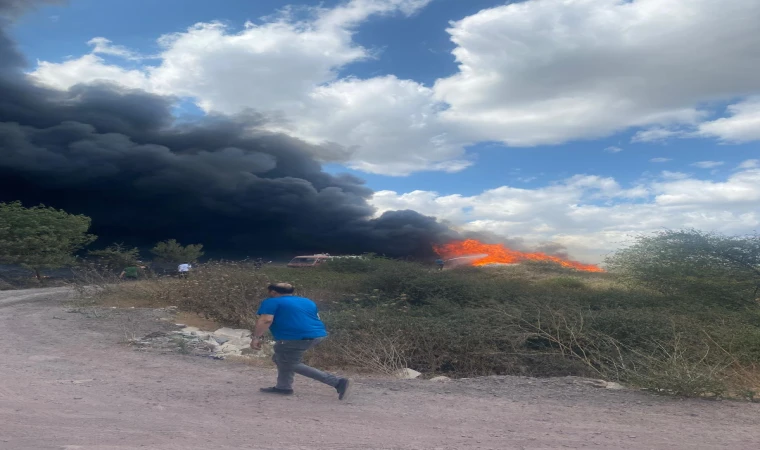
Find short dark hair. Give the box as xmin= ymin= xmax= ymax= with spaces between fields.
xmin=268 ymin=283 xmax=295 ymax=294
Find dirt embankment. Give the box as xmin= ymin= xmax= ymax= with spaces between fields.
xmin=1 ymin=288 xmax=758 ymax=450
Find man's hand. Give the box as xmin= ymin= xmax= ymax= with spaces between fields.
xmin=251 ymin=315 xmax=274 ymax=351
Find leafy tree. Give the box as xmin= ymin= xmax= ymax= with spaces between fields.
xmin=88 ymin=243 xmax=141 ymax=272
xmin=0 ymin=202 xmax=96 ymax=279
xmin=150 ymin=239 xmax=204 ymax=263
xmin=605 ymin=229 xmax=760 ymax=307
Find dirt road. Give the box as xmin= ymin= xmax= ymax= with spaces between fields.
xmin=1 ymin=288 xmax=758 ymax=450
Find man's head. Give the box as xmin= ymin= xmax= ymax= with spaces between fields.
xmin=267 ymin=282 xmax=295 ymax=297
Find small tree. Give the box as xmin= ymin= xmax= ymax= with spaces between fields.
xmin=0 ymin=202 xmax=96 ymax=279
xmin=605 ymin=229 xmax=760 ymax=307
xmin=150 ymin=239 xmax=204 ymax=263
xmin=88 ymin=243 xmax=141 ymax=272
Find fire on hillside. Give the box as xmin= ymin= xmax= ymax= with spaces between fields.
xmin=434 ymin=239 xmax=604 ymax=273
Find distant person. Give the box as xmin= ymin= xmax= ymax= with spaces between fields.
xmin=177 ymin=263 xmax=192 ymax=278
xmin=251 ymin=283 xmax=351 ymax=400
xmin=253 ymin=258 xmax=264 ymax=270
xmin=435 ymin=258 xmax=445 ymax=271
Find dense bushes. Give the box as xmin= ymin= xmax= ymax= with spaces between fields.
xmin=605 ymin=229 xmax=760 ymax=309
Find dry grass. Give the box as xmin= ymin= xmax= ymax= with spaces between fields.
xmin=94 ymin=279 xmax=179 ymax=309
xmin=310 ymin=332 xmax=409 ymax=375
xmin=72 ymin=260 xmax=760 ymax=399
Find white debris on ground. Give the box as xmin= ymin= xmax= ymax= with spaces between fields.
xmin=174 ymin=326 xmax=274 ymax=359
xmin=395 ymin=368 xmax=422 ymax=379
xmin=131 ymin=325 xmax=273 ymax=360
xmin=429 ymin=376 xmax=451 ymax=382
xmin=572 ymin=377 xmax=627 ymax=390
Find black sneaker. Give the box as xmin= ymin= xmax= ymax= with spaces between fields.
xmin=260 ymin=387 xmax=294 ymax=395
xmin=336 ymin=378 xmax=352 ymax=400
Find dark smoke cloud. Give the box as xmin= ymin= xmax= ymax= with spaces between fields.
xmin=0 ymin=1 xmax=455 ymax=259
xmin=534 ymin=242 xmax=570 ymax=259
xmin=463 ymin=229 xmax=570 ymax=258
xmin=0 ymin=0 xmax=62 ymax=17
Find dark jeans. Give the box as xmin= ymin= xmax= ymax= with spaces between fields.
xmin=273 ymin=338 xmax=340 ymax=390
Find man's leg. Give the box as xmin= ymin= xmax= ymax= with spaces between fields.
xmin=273 ymin=339 xmax=340 ymax=389
xmin=292 ymin=340 xmax=341 ymax=388
xmin=272 ymin=342 xmax=297 ymax=391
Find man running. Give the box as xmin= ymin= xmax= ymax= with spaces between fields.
xmin=251 ymin=283 xmax=351 ymax=400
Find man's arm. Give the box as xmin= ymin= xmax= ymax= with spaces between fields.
xmin=253 ymin=314 xmax=274 ymax=339
xmin=251 ymin=314 xmax=274 ymax=349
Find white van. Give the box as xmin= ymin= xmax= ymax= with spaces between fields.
xmin=286 ymin=254 xmax=365 ymax=268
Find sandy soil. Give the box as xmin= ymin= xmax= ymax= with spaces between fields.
xmin=1 ymin=288 xmax=758 ymax=450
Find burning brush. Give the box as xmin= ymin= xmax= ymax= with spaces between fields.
xmin=434 ymin=239 xmax=604 ymax=272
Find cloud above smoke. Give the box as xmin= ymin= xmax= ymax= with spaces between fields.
xmin=0 ymin=1 xmax=454 ymax=259
xmin=28 ymin=0 xmax=760 ymax=175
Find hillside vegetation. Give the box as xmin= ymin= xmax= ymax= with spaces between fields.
xmin=79 ymin=230 xmax=760 ymax=400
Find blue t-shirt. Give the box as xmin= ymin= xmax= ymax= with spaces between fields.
xmin=256 ymin=296 xmax=328 ymax=340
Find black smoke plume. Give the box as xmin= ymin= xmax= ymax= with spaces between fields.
xmin=0 ymin=1 xmax=455 ymax=259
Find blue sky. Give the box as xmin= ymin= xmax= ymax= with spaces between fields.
xmin=10 ymin=0 xmax=760 ymax=261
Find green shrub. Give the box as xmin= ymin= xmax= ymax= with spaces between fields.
xmin=87 ymin=243 xmax=141 ymax=272
xmin=606 ymin=229 xmax=760 ymax=309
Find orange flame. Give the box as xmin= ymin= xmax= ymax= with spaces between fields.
xmin=434 ymin=239 xmax=604 ymax=273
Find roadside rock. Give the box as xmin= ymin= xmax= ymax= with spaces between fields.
xmin=218 ymin=342 xmax=246 ymax=356
xmin=395 ymin=368 xmax=422 ymax=379
xmin=214 ymin=328 xmax=251 ymax=339
xmin=136 ymin=324 xmax=274 ymax=360
xmin=572 ymin=377 xmax=626 ymax=390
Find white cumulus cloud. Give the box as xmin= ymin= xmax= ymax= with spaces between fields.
xmin=737 ymin=160 xmax=759 ymax=169
xmin=434 ymin=0 xmax=760 ymax=147
xmin=27 ymin=0 xmax=760 ymax=174
xmin=698 ymin=97 xmax=760 ymax=142
xmin=691 ymin=161 xmax=725 ymax=169
xmin=631 ymin=127 xmax=684 ymax=143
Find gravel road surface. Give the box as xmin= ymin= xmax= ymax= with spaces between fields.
xmin=1 ymin=288 xmax=758 ymax=450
